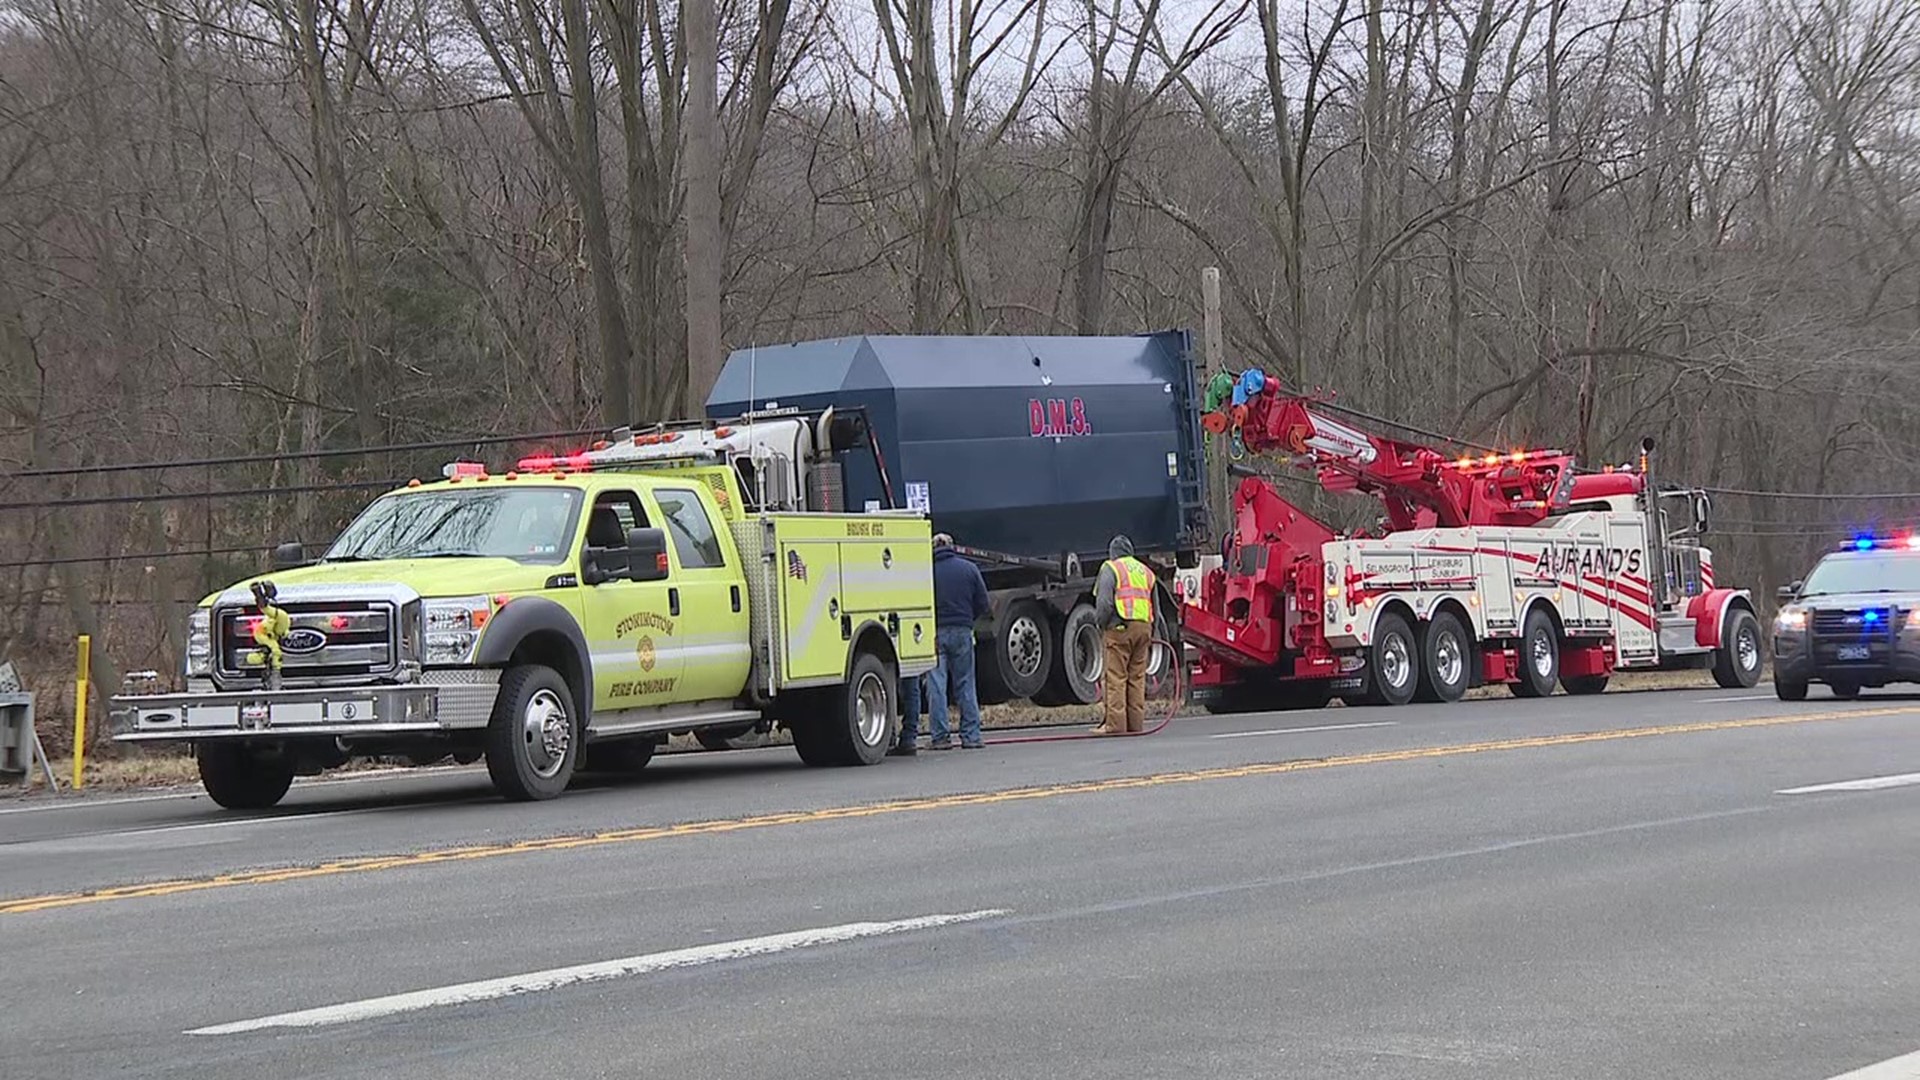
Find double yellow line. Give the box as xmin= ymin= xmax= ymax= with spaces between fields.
xmin=4 ymin=705 xmax=1907 ymax=916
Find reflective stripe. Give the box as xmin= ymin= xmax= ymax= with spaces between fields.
xmin=1112 ymin=557 xmax=1154 ymax=622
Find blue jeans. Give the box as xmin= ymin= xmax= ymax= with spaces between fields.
xmin=926 ymin=626 xmax=982 ymax=747
xmin=898 ymin=673 xmax=926 ymax=744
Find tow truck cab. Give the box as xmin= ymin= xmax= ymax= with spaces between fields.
xmin=1772 ymin=536 xmax=1920 ymax=701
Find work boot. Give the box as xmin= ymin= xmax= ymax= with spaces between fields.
xmin=888 ymin=741 xmax=917 ymax=757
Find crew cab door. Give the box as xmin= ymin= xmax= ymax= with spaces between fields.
xmin=577 ymin=489 xmax=683 ymax=708
xmin=646 ymin=486 xmax=752 ymax=703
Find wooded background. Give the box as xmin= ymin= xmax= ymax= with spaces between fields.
xmin=2 ymin=0 xmax=1917 ymax=732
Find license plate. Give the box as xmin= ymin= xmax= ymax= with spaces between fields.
xmin=241 ymin=702 xmax=271 ymax=730
xmin=1836 ymin=644 xmax=1871 ymax=661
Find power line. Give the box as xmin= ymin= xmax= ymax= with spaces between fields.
xmin=1698 ymin=486 xmax=1920 ymax=501
xmin=0 ymin=427 xmax=602 ymax=481
xmin=0 ymin=478 xmax=401 ymax=512
xmin=0 ymin=543 xmax=303 ymax=570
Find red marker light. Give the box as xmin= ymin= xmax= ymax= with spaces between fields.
xmin=329 ymin=615 xmax=350 ymax=631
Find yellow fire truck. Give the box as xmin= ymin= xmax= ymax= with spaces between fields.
xmin=111 ymin=410 xmax=935 ymax=809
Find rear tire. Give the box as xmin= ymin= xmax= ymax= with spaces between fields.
xmin=484 ymin=664 xmax=578 ymax=802
xmin=976 ymin=600 xmax=1053 ymax=704
xmin=1414 ymin=612 xmax=1470 ymax=703
xmin=1367 ymin=612 xmax=1419 ymax=706
xmin=1561 ymin=674 xmax=1610 ymax=695
xmin=1511 ymin=608 xmax=1560 ymax=698
xmin=1035 ymin=603 xmax=1104 ymax=707
xmin=196 ymin=744 xmax=294 ymax=810
xmin=1775 ymin=678 xmax=1808 ymax=701
xmin=1712 ymin=608 xmax=1764 ymax=689
xmin=792 ymin=650 xmax=894 ymax=767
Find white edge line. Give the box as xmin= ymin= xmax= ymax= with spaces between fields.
xmin=1212 ymin=721 xmax=1397 ymax=740
xmin=1700 ymin=694 xmax=1773 ymax=703
xmin=1821 ymin=1049 xmax=1920 ymax=1079
xmin=1777 ymin=772 xmax=1920 ymax=796
xmin=187 ymin=909 xmax=1009 ymax=1036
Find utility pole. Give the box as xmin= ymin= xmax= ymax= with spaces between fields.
xmin=684 ymin=0 xmax=723 ymax=412
xmin=1201 ymin=267 xmax=1228 ymax=535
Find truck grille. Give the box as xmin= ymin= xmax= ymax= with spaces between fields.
xmin=216 ymin=601 xmax=398 ymax=682
xmin=1810 ymin=608 xmax=1894 ymax=639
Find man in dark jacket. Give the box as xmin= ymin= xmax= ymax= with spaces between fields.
xmin=913 ymin=533 xmax=991 ymax=750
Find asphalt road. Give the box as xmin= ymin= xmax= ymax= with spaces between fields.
xmin=4 ymin=685 xmax=1919 ymax=1079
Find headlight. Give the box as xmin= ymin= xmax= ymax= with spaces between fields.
xmin=1906 ymin=609 xmax=1920 ymax=631
xmin=1775 ymin=608 xmax=1807 ymax=632
xmin=423 ymin=595 xmax=492 ymax=665
xmin=185 ymin=609 xmax=212 ymax=676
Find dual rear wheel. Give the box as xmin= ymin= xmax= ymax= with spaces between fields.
xmin=1367 ymin=610 xmax=1472 ymax=706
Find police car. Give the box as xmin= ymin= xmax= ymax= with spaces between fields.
xmin=1772 ymin=534 xmax=1920 ymax=700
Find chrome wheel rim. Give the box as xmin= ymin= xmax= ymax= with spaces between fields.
xmin=1434 ymin=630 xmax=1464 ymax=687
xmin=1007 ymin=615 xmax=1045 ymax=679
xmin=1381 ymin=633 xmax=1412 ymax=690
xmin=522 ymin=688 xmax=571 ymax=779
xmin=1144 ymin=641 xmax=1178 ymax=698
xmin=1737 ymin=626 xmax=1759 ymax=672
xmin=855 ymin=671 xmax=890 ymax=747
xmin=1072 ymin=621 xmax=1104 ymax=683
xmin=1531 ymin=630 xmax=1554 ymax=678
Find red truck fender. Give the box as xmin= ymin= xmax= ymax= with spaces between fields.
xmin=1685 ymin=588 xmax=1752 ymax=648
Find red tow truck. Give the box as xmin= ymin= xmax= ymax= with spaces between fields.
xmin=1183 ymin=378 xmax=1764 ymax=711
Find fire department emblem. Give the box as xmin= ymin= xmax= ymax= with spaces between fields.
xmin=787 ymin=550 xmax=807 ymax=582
xmin=637 ymin=636 xmax=657 ymax=672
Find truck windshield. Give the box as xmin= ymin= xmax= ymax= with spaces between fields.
xmin=1799 ymin=553 xmax=1920 ymax=596
xmin=325 ymin=488 xmax=582 ymax=565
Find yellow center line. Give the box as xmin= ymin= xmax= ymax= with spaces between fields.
xmin=3 ymin=705 xmax=1907 ymax=916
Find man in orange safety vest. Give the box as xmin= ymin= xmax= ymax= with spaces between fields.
xmin=1091 ymin=535 xmax=1155 ymax=735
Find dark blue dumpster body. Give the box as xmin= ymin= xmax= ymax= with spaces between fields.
xmin=705 ymin=332 xmax=1207 ymax=567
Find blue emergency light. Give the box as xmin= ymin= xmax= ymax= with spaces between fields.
xmin=1840 ymin=533 xmax=1920 ymax=552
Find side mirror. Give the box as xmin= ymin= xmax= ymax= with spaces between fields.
xmin=627 ymin=527 xmax=671 ymax=582
xmin=1692 ymin=493 xmax=1711 ymax=534
xmin=272 ymin=542 xmax=307 ymax=570
xmin=1776 ymin=581 xmax=1800 ymax=604
xmin=581 ymin=545 xmax=629 ymax=586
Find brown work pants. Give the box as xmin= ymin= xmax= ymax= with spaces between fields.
xmin=1101 ymin=620 xmax=1152 ymax=733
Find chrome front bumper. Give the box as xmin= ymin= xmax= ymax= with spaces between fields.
xmin=110 ymin=672 xmax=500 ymax=743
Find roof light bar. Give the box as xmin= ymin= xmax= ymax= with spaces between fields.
xmin=1839 ymin=533 xmax=1920 ymax=552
